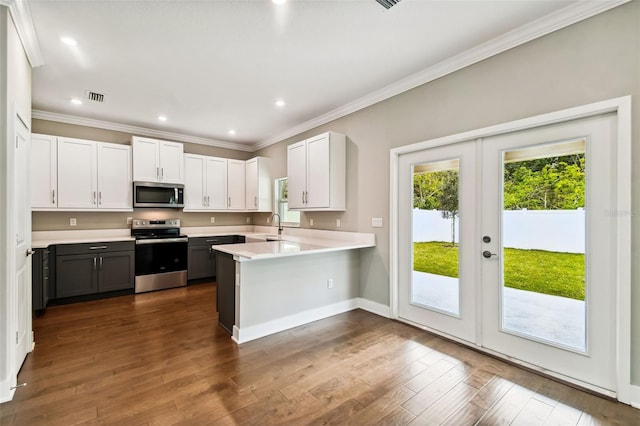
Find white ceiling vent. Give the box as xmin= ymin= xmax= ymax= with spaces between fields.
xmin=375 ymin=0 xmax=401 ymax=9
xmin=85 ymin=90 xmax=106 ymax=103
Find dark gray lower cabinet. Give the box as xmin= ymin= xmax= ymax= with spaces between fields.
xmin=56 ymin=241 xmax=135 ymax=299
xmin=32 ymin=248 xmax=51 ymax=311
xmin=187 ymin=235 xmax=245 ymax=281
xmin=216 ymin=251 xmax=236 ymax=335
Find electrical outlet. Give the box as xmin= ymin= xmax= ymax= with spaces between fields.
xmin=246 ymin=217 xmax=251 ymax=224
xmin=327 ymin=278 xmax=334 ymax=289
xmin=309 ymin=218 xmax=314 ymax=227
xmin=371 ymin=217 xmax=383 ymax=228
xmin=69 ymin=218 xmax=77 ymax=226
xmin=267 ymin=217 xmax=271 ymax=224
xmin=126 ymin=217 xmax=133 ymax=225
xmin=336 ymin=219 xmax=341 ymax=228
xmin=210 ymin=217 xmax=215 ymax=223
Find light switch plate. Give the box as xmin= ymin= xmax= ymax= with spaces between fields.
xmin=336 ymin=219 xmax=341 ymax=228
xmin=371 ymin=217 xmax=383 ymax=228
xmin=210 ymin=217 xmax=215 ymax=223
xmin=309 ymin=218 xmax=314 ymax=227
xmin=69 ymin=218 xmax=77 ymax=226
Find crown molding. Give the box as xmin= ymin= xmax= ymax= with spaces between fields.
xmin=0 ymin=0 xmax=44 ymax=67
xmin=253 ymin=0 xmax=630 ymax=151
xmin=32 ymin=110 xmax=254 ymax=152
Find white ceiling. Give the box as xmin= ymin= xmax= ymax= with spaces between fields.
xmin=27 ymin=0 xmax=592 ymax=150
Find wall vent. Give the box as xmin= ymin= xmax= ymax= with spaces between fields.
xmin=85 ymin=90 xmax=105 ymax=103
xmin=375 ymin=0 xmax=401 ymax=9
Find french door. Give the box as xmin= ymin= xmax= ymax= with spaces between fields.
xmin=397 ymin=113 xmax=618 ymax=394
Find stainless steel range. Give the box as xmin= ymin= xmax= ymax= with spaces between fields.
xmin=131 ymin=218 xmax=188 ymax=293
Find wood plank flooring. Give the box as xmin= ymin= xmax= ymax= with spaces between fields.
xmin=1 ymin=282 xmax=638 ymax=425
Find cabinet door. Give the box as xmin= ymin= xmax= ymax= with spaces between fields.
xmin=245 ymin=158 xmax=258 ymax=210
xmin=132 ymin=137 xmax=160 ymax=182
xmin=184 ymin=154 xmax=206 ymax=210
xmin=227 ymin=160 xmax=245 ymax=210
xmin=32 ymin=249 xmax=44 ymax=311
xmin=31 ymin=134 xmax=58 ymax=209
xmin=97 ymin=143 xmax=132 ymax=210
xmin=206 ymin=157 xmax=227 ymax=210
xmin=287 ymin=141 xmax=307 ymax=209
xmin=57 ymin=138 xmax=98 ymax=209
xmin=98 ymin=251 xmax=134 ymax=292
xmin=216 ymin=252 xmax=236 ymax=334
xmin=306 ymin=134 xmax=331 ymax=208
xmin=187 ymin=245 xmax=214 ymax=280
xmin=159 ymin=141 xmax=184 ymax=184
xmin=56 ymin=253 xmax=98 ymax=297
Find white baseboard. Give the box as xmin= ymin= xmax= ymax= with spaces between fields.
xmin=357 ymin=298 xmax=391 ymax=318
xmin=631 ymin=384 xmax=640 ymax=409
xmin=233 ymin=298 xmax=360 ymax=344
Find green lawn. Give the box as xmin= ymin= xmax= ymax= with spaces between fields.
xmin=413 ymin=241 xmax=585 ymax=300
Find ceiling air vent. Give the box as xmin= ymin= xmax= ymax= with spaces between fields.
xmin=375 ymin=0 xmax=401 ymax=9
xmin=85 ymin=90 xmax=105 ymax=103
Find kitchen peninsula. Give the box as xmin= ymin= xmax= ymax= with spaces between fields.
xmin=213 ymin=228 xmax=375 ymax=344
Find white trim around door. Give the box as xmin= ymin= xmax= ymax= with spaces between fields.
xmin=389 ymin=96 xmax=632 ymax=404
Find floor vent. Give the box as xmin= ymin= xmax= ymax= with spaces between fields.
xmin=375 ymin=0 xmax=401 ymax=9
xmin=85 ymin=90 xmax=105 ymax=103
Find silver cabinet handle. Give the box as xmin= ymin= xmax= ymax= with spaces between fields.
xmin=161 ymin=168 xmax=164 ymax=178
xmin=207 ymin=196 xmax=210 ymax=206
xmin=52 ymin=189 xmax=56 ymax=204
xmin=205 ymin=239 xmax=219 ymax=243
xmin=93 ymin=191 xmax=97 ymax=204
xmin=302 ymin=191 xmax=305 ymax=204
xmin=93 ymin=257 xmax=97 ymax=270
xmin=174 ymin=187 xmax=178 ymax=203
xmin=98 ymin=191 xmax=102 ymax=205
xmin=157 ymin=167 xmax=160 ymax=180
xmin=99 ymin=257 xmax=103 ymax=269
xmin=228 ymin=197 xmax=231 ymax=208
xmin=254 ymin=196 xmax=257 ymax=207
xmin=89 ymin=246 xmax=108 ymax=250
xmin=203 ymin=196 xmax=206 ymax=207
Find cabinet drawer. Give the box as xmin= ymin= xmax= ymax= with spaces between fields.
xmin=188 ymin=236 xmax=235 ymax=247
xmin=56 ymin=240 xmax=134 ymax=255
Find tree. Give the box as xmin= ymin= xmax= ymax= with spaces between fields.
xmin=437 ymin=171 xmax=459 ymax=246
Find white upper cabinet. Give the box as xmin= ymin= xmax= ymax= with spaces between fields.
xmin=245 ymin=157 xmax=271 ymax=212
xmin=227 ymin=159 xmax=245 ymax=210
xmin=97 ymin=143 xmax=132 ymax=209
xmin=31 ymin=133 xmax=58 ymax=210
xmin=57 ymin=137 xmax=132 ymax=211
xmin=287 ymin=131 xmax=346 ymax=211
xmin=132 ymin=136 xmax=184 ymax=184
xmin=183 ymin=154 xmax=228 ymax=212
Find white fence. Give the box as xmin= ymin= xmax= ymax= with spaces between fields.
xmin=413 ymin=209 xmax=585 ymax=254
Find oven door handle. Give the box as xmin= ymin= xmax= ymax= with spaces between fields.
xmin=135 ymin=237 xmax=188 ymax=245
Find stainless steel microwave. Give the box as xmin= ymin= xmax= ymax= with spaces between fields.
xmin=133 ymin=182 xmax=184 ymax=208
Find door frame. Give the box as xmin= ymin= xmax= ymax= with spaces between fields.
xmin=389 ymin=96 xmax=632 ymax=403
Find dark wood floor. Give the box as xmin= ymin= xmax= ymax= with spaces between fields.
xmin=1 ymin=282 xmax=638 ymax=425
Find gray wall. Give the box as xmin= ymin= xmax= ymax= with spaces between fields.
xmin=31 ymin=119 xmax=254 ymax=230
xmin=254 ymin=3 xmax=640 ymax=383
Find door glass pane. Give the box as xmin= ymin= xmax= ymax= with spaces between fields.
xmin=412 ymin=159 xmax=460 ymax=316
xmin=501 ymin=140 xmax=586 ymax=351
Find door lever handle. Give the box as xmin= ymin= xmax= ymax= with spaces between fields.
xmin=26 ymin=249 xmax=35 ymax=257
xmin=482 ymin=251 xmax=498 ymax=259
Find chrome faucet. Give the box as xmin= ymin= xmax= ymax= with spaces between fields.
xmin=272 ymin=213 xmax=283 ymax=236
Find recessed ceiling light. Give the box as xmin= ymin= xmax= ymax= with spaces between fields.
xmin=158 ymin=115 xmax=167 ymax=122
xmin=228 ymin=129 xmax=236 ymax=136
xmin=272 ymin=0 xmax=287 ymax=4
xmin=275 ymin=99 xmax=286 ymax=108
xmin=60 ymin=37 xmax=77 ymax=46
xmin=70 ymin=98 xmax=82 ymax=105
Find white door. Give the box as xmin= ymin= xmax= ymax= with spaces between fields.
xmin=14 ymin=115 xmax=32 ymax=374
xmin=245 ymin=158 xmax=258 ymax=210
xmin=97 ymin=143 xmax=132 ymax=210
xmin=306 ymin=134 xmax=330 ymax=208
xmin=57 ymin=138 xmax=98 ymax=209
xmin=158 ymin=141 xmax=184 ymax=184
xmin=184 ymin=154 xmax=206 ymax=210
xmin=132 ymin=137 xmax=160 ymax=182
xmin=227 ymin=159 xmax=245 ymax=210
xmin=397 ymin=114 xmax=618 ymax=394
xmin=480 ymin=114 xmax=617 ymax=393
xmin=206 ymin=157 xmax=227 ymax=210
xmin=287 ymin=141 xmax=307 ymax=209
xmin=30 ymin=133 xmax=57 ymax=209
xmin=398 ymin=140 xmax=478 ymax=343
